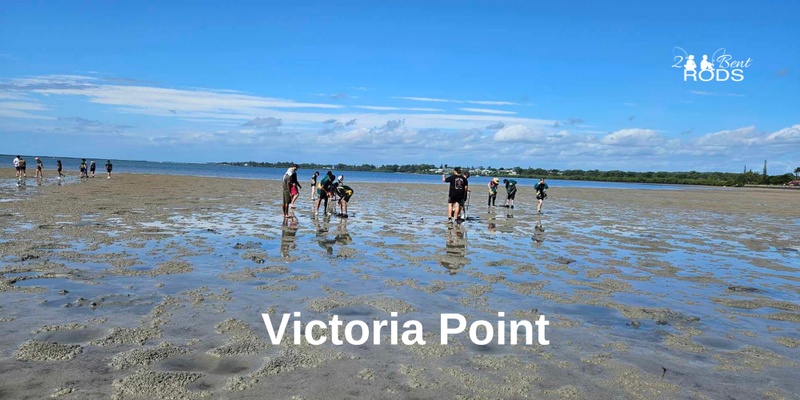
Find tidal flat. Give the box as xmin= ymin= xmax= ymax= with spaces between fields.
xmin=0 ymin=171 xmax=798 ymax=399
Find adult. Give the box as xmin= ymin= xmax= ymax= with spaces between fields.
xmin=35 ymin=157 xmax=44 ymax=178
xmin=333 ymin=175 xmax=354 ymax=218
xmin=488 ymin=177 xmax=499 ymax=209
xmin=57 ymin=160 xmax=64 ymax=179
xmin=80 ymin=159 xmax=88 ymax=178
xmin=503 ymin=178 xmax=517 ymax=209
xmin=315 ymin=171 xmax=335 ymax=216
xmin=442 ymin=167 xmax=467 ymax=223
xmin=13 ymin=155 xmax=20 ymax=178
xmin=535 ymin=178 xmax=549 ymax=214
xmin=105 ymin=160 xmax=113 ymax=179
xmin=89 ymin=160 xmax=96 ymax=178
xmin=310 ymin=171 xmax=319 ymax=200
xmin=18 ymin=157 xmax=26 ymax=178
xmin=282 ymin=164 xmax=299 ymax=218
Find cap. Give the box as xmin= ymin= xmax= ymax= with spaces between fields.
xmin=493 ymin=178 xmax=499 ymax=182
xmin=337 ymin=175 xmax=344 ymax=182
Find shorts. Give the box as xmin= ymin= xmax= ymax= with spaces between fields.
xmin=290 ymin=185 xmax=298 ymax=196
xmin=81 ymin=168 xmax=86 ymax=173
xmin=536 ymin=192 xmax=547 ymax=200
xmin=282 ymin=190 xmax=292 ymax=205
xmin=317 ymin=188 xmax=326 ymax=198
xmin=507 ymin=191 xmax=516 ymax=200
xmin=448 ymin=195 xmax=465 ymax=205
xmin=339 ymin=194 xmax=352 ymax=202
xmin=15 ymin=166 xmax=20 ymax=172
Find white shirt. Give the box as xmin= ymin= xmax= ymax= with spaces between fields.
xmin=13 ymin=157 xmax=19 ymax=167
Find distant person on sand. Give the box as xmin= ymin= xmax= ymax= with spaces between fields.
xmin=89 ymin=160 xmax=96 ymax=177
xmin=311 ymin=171 xmax=319 ymax=201
xmin=315 ymin=171 xmax=336 ymax=216
xmin=18 ymin=157 xmax=27 ymax=178
xmin=503 ymin=178 xmax=517 ymax=208
xmin=333 ymin=175 xmax=353 ymax=218
xmin=57 ymin=160 xmax=64 ymax=179
xmin=535 ymin=178 xmax=549 ymax=214
xmin=488 ymin=177 xmax=499 ymax=209
xmin=442 ymin=167 xmax=467 ymax=223
xmin=35 ymin=157 xmax=43 ymax=179
xmin=282 ymin=164 xmax=299 ymax=218
xmin=105 ymin=160 xmax=113 ymax=179
xmin=80 ymin=159 xmax=88 ymax=178
xmin=13 ymin=155 xmax=20 ymax=178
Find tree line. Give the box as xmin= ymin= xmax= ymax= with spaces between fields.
xmin=220 ymin=161 xmax=800 ymax=187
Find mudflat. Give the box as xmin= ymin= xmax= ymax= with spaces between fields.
xmin=1 ymin=171 xmax=799 ymax=399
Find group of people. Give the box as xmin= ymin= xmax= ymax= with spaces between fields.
xmin=281 ymin=165 xmax=354 ymax=219
xmin=443 ymin=167 xmax=549 ymax=222
xmin=12 ymin=156 xmax=113 ymax=181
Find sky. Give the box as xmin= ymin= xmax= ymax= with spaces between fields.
xmin=1 ymin=1 xmax=799 ymax=173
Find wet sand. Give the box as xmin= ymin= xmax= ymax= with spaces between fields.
xmin=1 ymin=170 xmax=799 ymax=399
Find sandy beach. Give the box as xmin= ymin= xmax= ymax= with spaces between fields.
xmin=1 ymin=170 xmax=799 ymax=399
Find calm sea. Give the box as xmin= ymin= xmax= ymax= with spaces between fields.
xmin=2 ymin=154 xmax=722 ymax=191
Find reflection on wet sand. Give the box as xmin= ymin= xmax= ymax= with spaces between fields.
xmin=533 ymin=219 xmax=545 ymax=244
xmin=440 ymin=224 xmax=469 ymax=274
xmin=280 ymin=217 xmax=299 ymax=259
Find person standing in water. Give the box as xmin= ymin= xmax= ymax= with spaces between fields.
xmin=315 ymin=171 xmax=335 ymax=216
xmin=18 ymin=157 xmax=27 ymax=178
xmin=80 ymin=159 xmax=88 ymax=178
xmin=282 ymin=164 xmax=299 ymax=219
xmin=310 ymin=171 xmax=319 ymax=201
xmin=333 ymin=175 xmax=354 ymax=218
xmin=105 ymin=160 xmax=113 ymax=179
xmin=57 ymin=160 xmax=64 ymax=179
xmin=13 ymin=155 xmax=20 ymax=179
xmin=289 ymin=170 xmax=302 ymax=209
xmin=488 ymin=177 xmax=499 ymax=210
xmin=34 ymin=157 xmax=44 ymax=179
xmin=503 ymin=178 xmax=517 ymax=208
xmin=442 ymin=167 xmax=467 ymax=223
xmin=535 ymin=178 xmax=549 ymax=214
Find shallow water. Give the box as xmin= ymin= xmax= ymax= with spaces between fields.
xmin=1 ymin=179 xmax=799 ymax=399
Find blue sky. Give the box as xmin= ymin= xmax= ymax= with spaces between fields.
xmin=2 ymin=1 xmax=799 ymax=173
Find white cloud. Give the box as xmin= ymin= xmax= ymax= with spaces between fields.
xmin=765 ymin=124 xmax=800 ymax=143
xmin=460 ymin=108 xmax=516 ymax=115
xmin=493 ymin=124 xmax=546 ymax=142
xmin=694 ymin=126 xmax=760 ymax=147
xmin=393 ymin=96 xmax=519 ymax=105
xmin=601 ymin=129 xmax=662 ymax=146
xmin=354 ymin=105 xmax=444 ymax=112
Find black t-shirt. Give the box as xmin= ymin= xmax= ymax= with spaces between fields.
xmin=445 ymin=174 xmax=467 ymax=199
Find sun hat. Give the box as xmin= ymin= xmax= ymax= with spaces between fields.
xmin=337 ymin=175 xmax=344 ymax=182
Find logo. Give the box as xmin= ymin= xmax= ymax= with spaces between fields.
xmin=672 ymin=47 xmax=752 ymax=82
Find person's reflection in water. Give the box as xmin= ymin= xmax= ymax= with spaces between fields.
xmin=439 ymin=225 xmax=469 ymax=275
xmin=533 ymin=218 xmax=545 ymax=244
xmin=280 ymin=215 xmax=299 ymax=259
xmin=506 ymin=207 xmax=514 ymax=219
xmin=315 ymin=217 xmax=337 ymax=255
xmin=334 ymin=217 xmax=352 ymax=246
